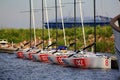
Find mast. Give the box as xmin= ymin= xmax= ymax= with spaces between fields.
xmin=42 ymin=0 xmax=44 ymax=49
xmin=55 ymin=0 xmax=58 ymax=50
xmin=74 ymin=0 xmax=76 ymax=51
xmin=93 ymin=0 xmax=96 ymax=53
xmin=29 ymin=0 xmax=32 ymax=48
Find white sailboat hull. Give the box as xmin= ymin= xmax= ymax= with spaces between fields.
xmin=16 ymin=49 xmax=29 ymax=58
xmin=48 ymin=51 xmax=75 ymax=64
xmin=32 ymin=53 xmax=40 ymax=61
xmin=23 ymin=49 xmax=40 ymax=60
xmin=31 ymin=50 xmax=56 ymax=62
xmin=62 ymin=56 xmax=111 ymax=69
xmin=48 ymin=55 xmax=67 ymax=65
xmin=23 ymin=52 xmax=30 ymax=59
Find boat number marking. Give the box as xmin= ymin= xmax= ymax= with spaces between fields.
xmin=29 ymin=53 xmax=32 ymax=59
xmin=74 ymin=59 xmax=86 ymax=67
xmin=40 ymin=55 xmax=48 ymax=61
xmin=57 ymin=56 xmax=67 ymax=64
xmin=105 ymin=59 xmax=109 ymax=66
xmin=18 ymin=52 xmax=23 ymax=58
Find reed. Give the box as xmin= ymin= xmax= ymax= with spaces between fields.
xmin=0 ymin=25 xmax=114 ymax=53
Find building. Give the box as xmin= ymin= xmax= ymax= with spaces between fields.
xmin=44 ymin=15 xmax=112 ymax=29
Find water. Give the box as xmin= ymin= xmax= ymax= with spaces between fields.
xmin=0 ymin=53 xmax=119 ymax=80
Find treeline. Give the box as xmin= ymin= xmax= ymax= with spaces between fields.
xmin=0 ymin=25 xmax=114 ymax=53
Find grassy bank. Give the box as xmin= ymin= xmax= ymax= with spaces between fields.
xmin=0 ymin=25 xmax=115 ymax=54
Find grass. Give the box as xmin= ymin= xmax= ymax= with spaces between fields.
xmin=0 ymin=25 xmax=115 ymax=54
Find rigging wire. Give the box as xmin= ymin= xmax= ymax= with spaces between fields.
xmin=58 ymin=0 xmax=67 ymax=46
xmin=31 ymin=0 xmax=37 ymax=46
xmin=78 ymin=0 xmax=86 ymax=47
xmin=44 ymin=0 xmax=51 ymax=46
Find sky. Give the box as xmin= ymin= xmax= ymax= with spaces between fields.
xmin=0 ymin=0 xmax=120 ymax=29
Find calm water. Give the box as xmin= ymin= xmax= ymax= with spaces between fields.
xmin=0 ymin=53 xmax=120 ymax=80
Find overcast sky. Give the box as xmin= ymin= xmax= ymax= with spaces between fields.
xmin=0 ymin=0 xmax=120 ymax=28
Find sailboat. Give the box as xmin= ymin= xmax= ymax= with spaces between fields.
xmin=0 ymin=39 xmax=18 ymax=54
xmin=16 ymin=0 xmax=42 ymax=59
xmin=110 ymin=14 xmax=120 ymax=71
xmin=31 ymin=0 xmax=57 ymax=62
xmin=47 ymin=0 xmax=87 ymax=65
xmin=22 ymin=0 xmax=44 ymax=60
xmin=32 ymin=0 xmax=74 ymax=63
xmin=47 ymin=0 xmax=76 ymax=65
xmin=47 ymin=0 xmax=93 ymax=65
xmin=62 ymin=0 xmax=111 ymax=69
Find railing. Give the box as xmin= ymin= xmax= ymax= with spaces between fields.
xmin=110 ymin=14 xmax=120 ymax=32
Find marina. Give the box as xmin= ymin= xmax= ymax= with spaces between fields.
xmin=0 ymin=0 xmax=120 ymax=80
